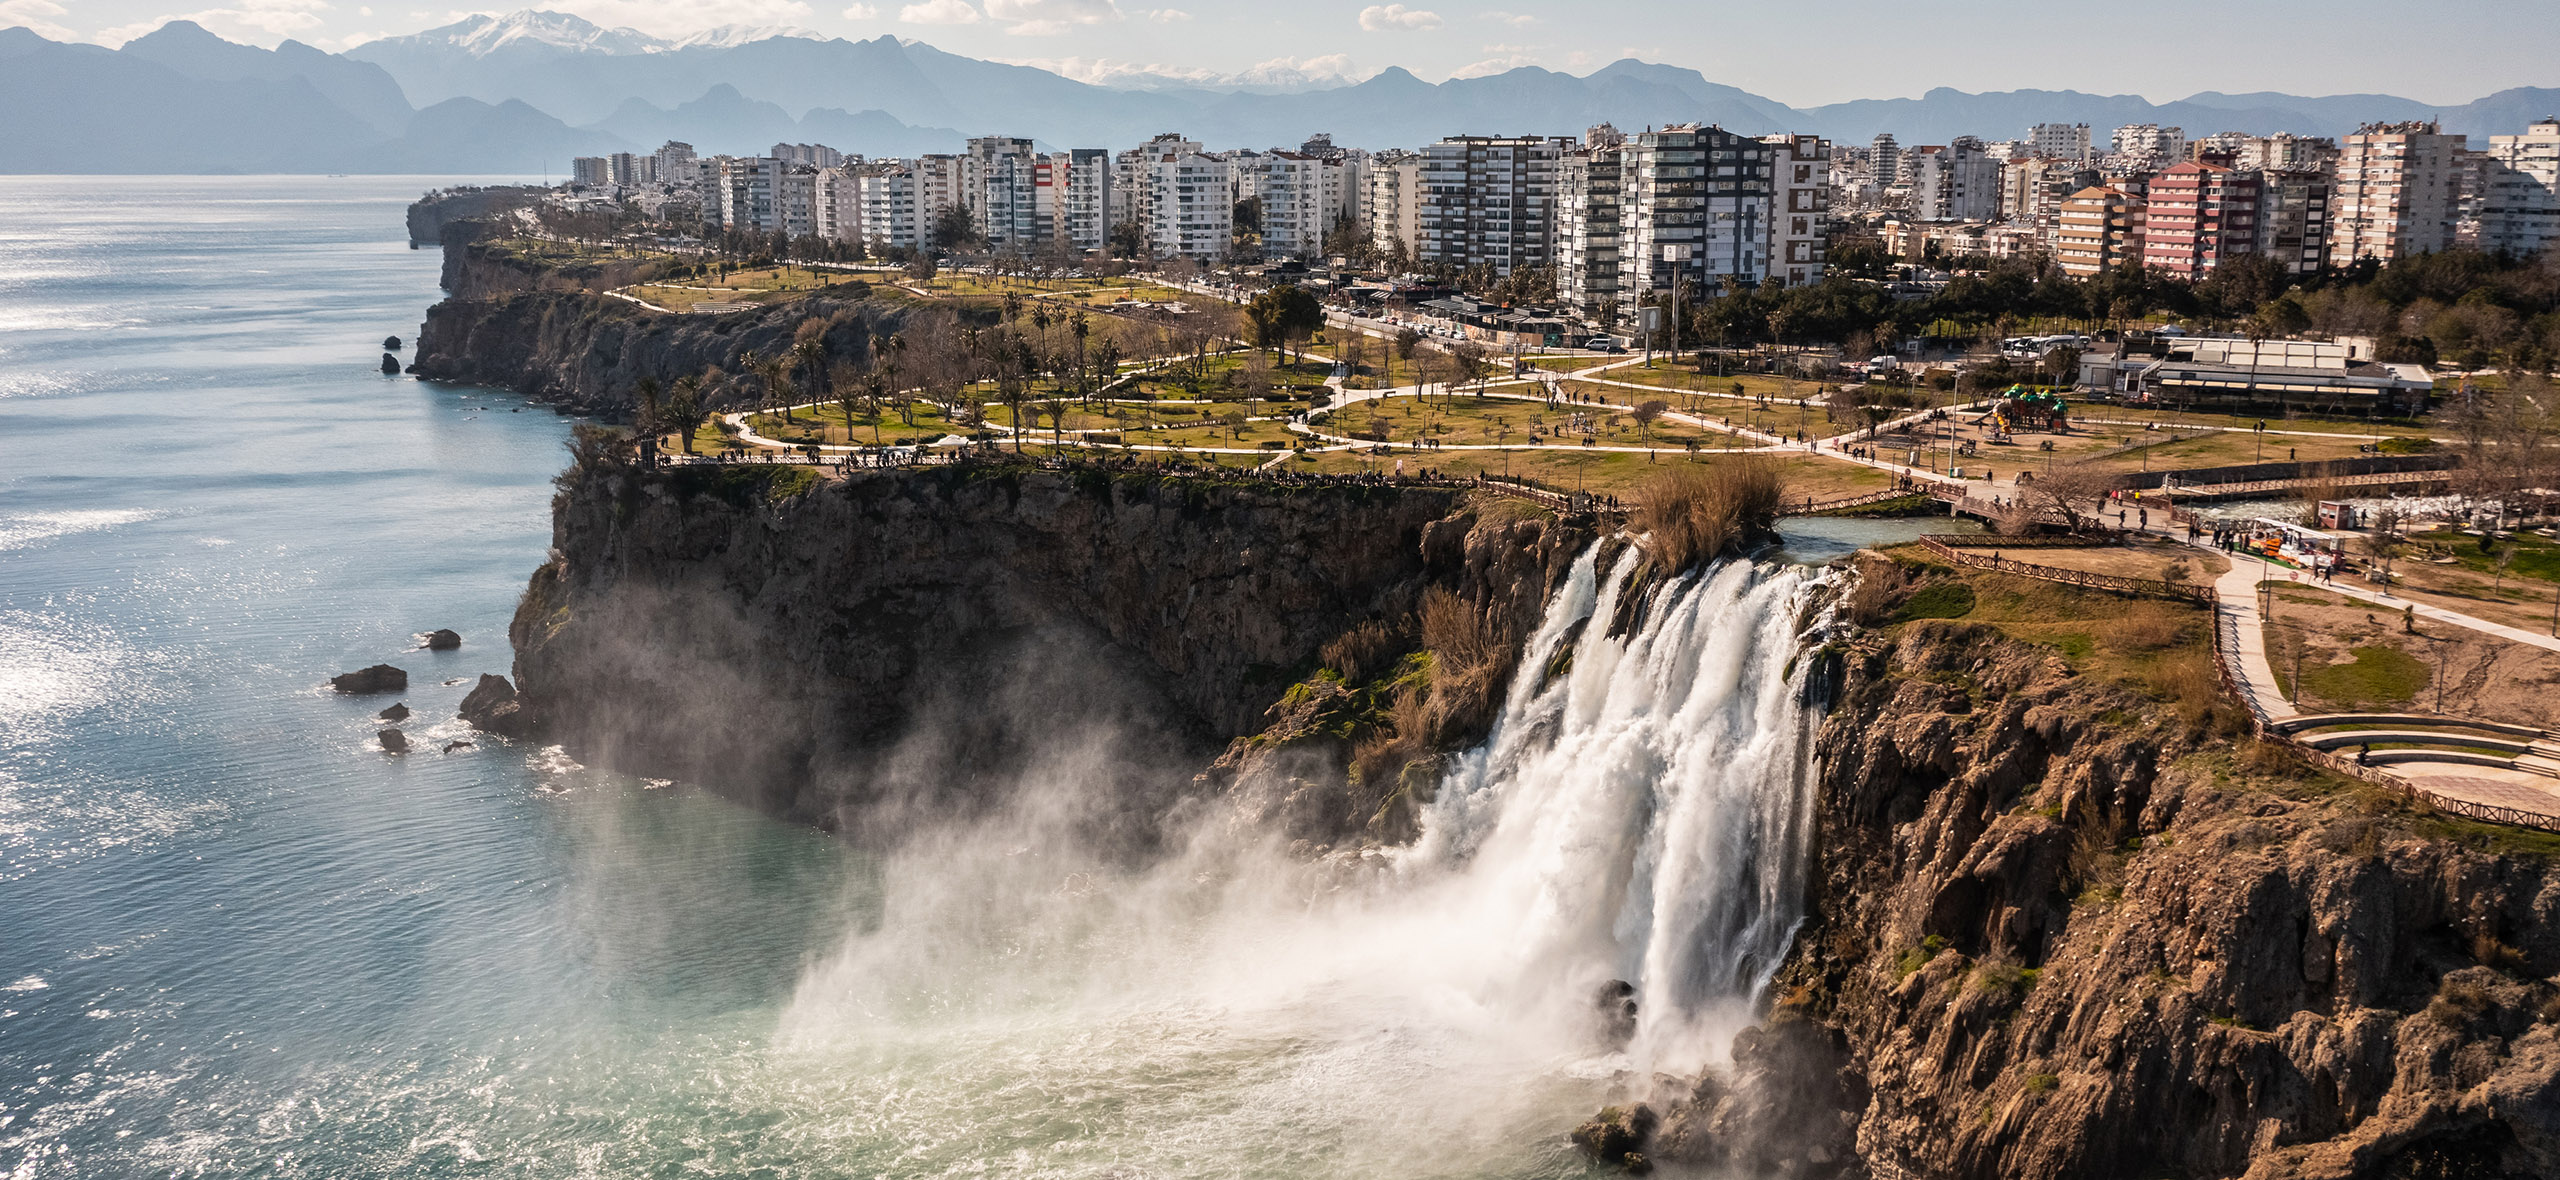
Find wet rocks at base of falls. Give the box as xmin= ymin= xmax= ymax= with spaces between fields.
xmin=1645 ymin=1014 xmax=1865 ymax=1180
xmin=377 ymin=728 xmax=407 ymax=753
xmin=458 ymin=673 xmax=529 ymax=738
xmin=331 ymin=664 xmax=407 ymax=694
xmin=1594 ymin=979 xmax=1639 ymax=1048
xmin=377 ymin=702 xmax=410 ymax=722
xmin=1569 ymin=1104 xmax=1656 ymax=1174
xmin=420 ymin=629 xmax=461 ymax=650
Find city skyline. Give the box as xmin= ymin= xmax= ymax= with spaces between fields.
xmin=12 ymin=0 xmax=2558 ymax=107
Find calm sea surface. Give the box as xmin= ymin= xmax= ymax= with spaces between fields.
xmin=0 ymin=178 xmax=1626 ymax=1179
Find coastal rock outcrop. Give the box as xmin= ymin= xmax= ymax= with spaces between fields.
xmin=377 ymin=728 xmax=407 ymax=753
xmin=458 ymin=673 xmax=528 ymax=739
xmin=507 ymin=458 xmax=1590 ymax=835
xmin=422 ymin=628 xmax=461 ymax=650
xmin=331 ymin=664 xmax=406 ymax=694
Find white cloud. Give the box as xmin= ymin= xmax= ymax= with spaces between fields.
xmin=545 ymin=0 xmax=818 ymax=37
xmin=999 ymin=52 xmax=1370 ymax=90
xmin=1450 ymin=52 xmax=1537 ymax=79
xmin=98 ymin=0 xmax=333 ymax=46
xmin=983 ymin=0 xmax=1117 ymax=34
xmin=1481 ymin=9 xmax=1535 ymax=25
xmin=898 ymin=0 xmax=980 ymax=23
xmin=842 ymin=1 xmax=877 ymax=14
xmin=1356 ymin=3 xmax=1437 ymax=31
xmin=1144 ymin=6 xmax=1186 ymax=20
xmin=0 ymin=0 xmax=76 ymax=40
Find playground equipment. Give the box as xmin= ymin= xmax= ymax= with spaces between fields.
xmin=1985 ymin=385 xmax=2069 ymax=441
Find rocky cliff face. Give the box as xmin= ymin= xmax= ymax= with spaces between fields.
xmin=509 ymin=457 xmax=1591 ymax=837
xmin=409 ymin=234 xmax=908 ymax=419
xmin=1649 ymin=559 xmax=2560 ymax=1180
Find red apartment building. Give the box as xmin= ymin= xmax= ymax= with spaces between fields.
xmin=2141 ymin=161 xmax=2262 ymax=278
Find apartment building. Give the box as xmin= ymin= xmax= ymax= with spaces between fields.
xmin=713 ymin=155 xmax=781 ymax=234
xmin=2140 ymin=161 xmax=2261 ymax=278
xmin=2259 ymin=170 xmax=2334 ymax=274
xmin=1555 ymin=145 xmax=1624 ymax=324
xmin=857 ymin=163 xmax=923 ymax=251
xmin=1763 ymin=133 xmax=1831 ymax=288
xmin=815 ymin=165 xmax=860 ymax=244
xmin=1145 ymin=149 xmax=1235 ymax=260
xmin=1365 ymin=153 xmax=1423 ymax=256
xmin=2330 ymin=121 xmax=2466 ymax=262
xmin=570 ymin=157 xmax=610 ymax=187
xmin=1247 ymin=151 xmax=1330 ymax=259
xmin=1870 ymin=133 xmax=1902 ymax=187
xmin=1416 ymin=135 xmax=1570 ymax=274
xmin=2055 ymin=185 xmax=2143 ymax=276
xmin=1907 ymin=137 xmax=2001 ymax=221
xmin=1618 ymin=124 xmax=1775 ymax=303
xmin=776 ymin=167 xmax=819 ymax=240
xmin=1051 ymin=148 xmax=1113 ymax=254
xmin=771 ymin=142 xmax=847 ymax=169
xmin=1112 ymin=133 xmax=1201 ymax=243
xmin=966 ymin=136 xmax=1039 ymax=250
xmin=2476 ymin=118 xmax=2560 ymax=257
xmin=652 ymin=141 xmax=698 ymax=190
xmin=2002 ymin=158 xmax=2100 ymax=244
xmin=2191 ymin=131 xmax=2339 ymax=173
xmin=2111 ymin=124 xmax=2187 ymax=172
xmin=2028 ymin=122 xmax=2092 ymax=162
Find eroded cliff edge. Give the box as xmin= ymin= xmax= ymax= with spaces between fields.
xmin=1650 ymin=557 xmax=2560 ymax=1180
xmin=508 ymin=456 xmax=1594 ymax=839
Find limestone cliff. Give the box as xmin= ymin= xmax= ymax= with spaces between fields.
xmin=1650 ymin=557 xmax=2560 ymax=1180
xmin=508 ymin=456 xmax=1592 ymax=838
xmin=408 ymin=231 xmax=910 ymax=418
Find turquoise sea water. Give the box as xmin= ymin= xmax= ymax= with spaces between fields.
xmin=1 ymin=178 xmax=1644 ymax=1179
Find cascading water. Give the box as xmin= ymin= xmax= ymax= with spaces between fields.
xmin=1401 ymin=544 xmax=1836 ymax=1075
xmin=772 ymin=543 xmax=1837 ymax=1174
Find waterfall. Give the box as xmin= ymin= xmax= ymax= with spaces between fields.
xmin=1402 ymin=544 xmax=1835 ymax=1075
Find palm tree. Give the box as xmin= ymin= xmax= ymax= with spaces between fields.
xmin=636 ymin=376 xmax=663 ymax=456
xmin=669 ymin=375 xmax=703 ymax=453
xmin=1070 ymin=311 xmax=1091 ymax=401
xmin=793 ymin=338 xmax=828 ymax=425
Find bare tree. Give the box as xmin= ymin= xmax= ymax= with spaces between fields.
xmin=2015 ymin=463 xmax=2112 ymax=535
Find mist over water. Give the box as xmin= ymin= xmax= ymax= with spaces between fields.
xmin=1 ymin=178 xmax=1832 ymax=1177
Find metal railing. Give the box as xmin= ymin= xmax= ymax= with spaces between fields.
xmin=1915 ymin=536 xmax=2214 ymax=602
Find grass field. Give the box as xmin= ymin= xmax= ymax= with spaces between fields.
xmin=623 ymin=265 xmax=869 ymax=312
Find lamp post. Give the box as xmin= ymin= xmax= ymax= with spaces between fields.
xmin=1663 ymin=243 xmax=1692 ymax=374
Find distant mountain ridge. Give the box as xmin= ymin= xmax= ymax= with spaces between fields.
xmin=0 ymin=12 xmax=2553 ymax=175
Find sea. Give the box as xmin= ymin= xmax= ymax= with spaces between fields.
xmin=2 ymin=176 xmax=1880 ymax=1179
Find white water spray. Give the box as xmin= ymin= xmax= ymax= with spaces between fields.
xmin=775 ymin=544 xmax=1836 ymax=1172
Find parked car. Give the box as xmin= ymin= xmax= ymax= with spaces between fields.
xmin=1585 ymin=336 xmax=1625 ymax=353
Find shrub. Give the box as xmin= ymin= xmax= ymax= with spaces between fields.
xmin=1893 ymin=581 xmax=1977 ymax=622
xmin=1321 ymin=619 xmax=1403 ymax=683
xmin=1635 ymin=458 xmax=1786 ymax=571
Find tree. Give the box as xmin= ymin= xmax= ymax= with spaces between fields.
xmin=1221 ymin=408 xmax=1248 ymax=439
xmin=1069 ymin=311 xmax=1092 ymax=400
xmin=1108 ymin=220 xmax=1145 ymax=260
xmin=2016 ymin=463 xmax=2111 ymax=534
xmin=1245 ymin=284 xmax=1324 ymax=364
xmin=635 ymin=376 xmax=663 ymax=453
xmin=668 ymin=375 xmax=703 ymax=453
xmin=928 ymin=203 xmax=980 ymax=254
xmin=1633 ymin=399 xmax=1668 ymax=444
xmin=1394 ymin=327 xmax=1422 ymax=390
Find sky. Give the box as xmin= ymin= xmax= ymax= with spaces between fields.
xmin=9 ymin=0 xmax=2558 ymax=106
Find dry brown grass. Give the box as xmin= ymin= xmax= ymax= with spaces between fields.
xmin=1351 ymin=589 xmax=1518 ymax=786
xmin=1636 ymin=457 xmax=1787 ymax=571
xmin=1320 ymin=619 xmax=1403 ymax=683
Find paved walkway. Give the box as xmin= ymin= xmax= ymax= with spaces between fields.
xmin=2389 ymin=767 xmax=2560 ymax=820
xmin=2210 ymin=551 xmax=2301 ymax=721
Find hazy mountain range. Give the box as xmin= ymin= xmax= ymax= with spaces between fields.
xmin=4 ymin=9 xmax=2555 ymax=175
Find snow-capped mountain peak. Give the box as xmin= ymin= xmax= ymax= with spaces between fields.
xmin=671 ymin=25 xmax=828 ymax=50
xmin=400 ymin=11 xmax=671 ymax=58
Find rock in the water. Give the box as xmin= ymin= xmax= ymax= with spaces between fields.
xmin=459 ymin=673 xmax=530 ymax=738
xmin=422 ymin=629 xmax=461 ymax=651
xmin=380 ymin=353 xmax=400 ymax=375
xmin=377 ymin=702 xmax=411 ymax=722
xmin=1595 ymin=979 xmax=1639 ymax=1048
xmin=383 ymin=335 xmax=403 ymax=350
xmin=442 ymin=740 xmax=475 ymax=753
xmin=378 ymin=728 xmax=408 ymax=753
xmin=1571 ymin=1105 xmax=1656 ymax=1173
xmin=331 ymin=664 xmax=407 ymax=694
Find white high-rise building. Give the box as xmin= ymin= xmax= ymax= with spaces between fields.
xmin=1870 ymin=133 xmax=1902 ymax=188
xmin=1112 ymin=134 xmax=1202 ymax=247
xmin=858 ymin=164 xmax=923 ymax=252
xmin=1145 ymin=149 xmax=1234 ymax=260
xmin=966 ymin=137 xmax=1039 ymax=250
xmin=2477 ymin=119 xmax=2560 ymax=257
xmin=1762 ymin=133 xmax=1831 ymax=289
xmin=1249 ymin=151 xmax=1329 ymax=259
xmin=1052 ymin=148 xmax=1114 ymax=254
xmin=1616 ymin=124 xmax=1774 ymax=302
xmin=1556 ymin=145 xmax=1624 ymax=324
xmin=652 ymin=141 xmax=698 ymax=191
xmin=714 ymin=156 xmax=782 ymax=234
xmin=2111 ymin=124 xmax=2187 ymax=171
xmin=1417 ymin=134 xmax=1569 ymax=274
xmin=2331 ymin=120 xmax=2466 ymax=262
xmin=2028 ymin=122 xmax=2092 ymax=162
xmin=816 ymin=165 xmax=861 ymax=245
xmin=1907 ymin=137 xmax=2001 ymax=221
xmin=1365 ymin=153 xmax=1423 ymax=258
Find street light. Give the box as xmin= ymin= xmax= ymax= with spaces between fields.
xmin=1663 ymin=243 xmax=1692 ymax=372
